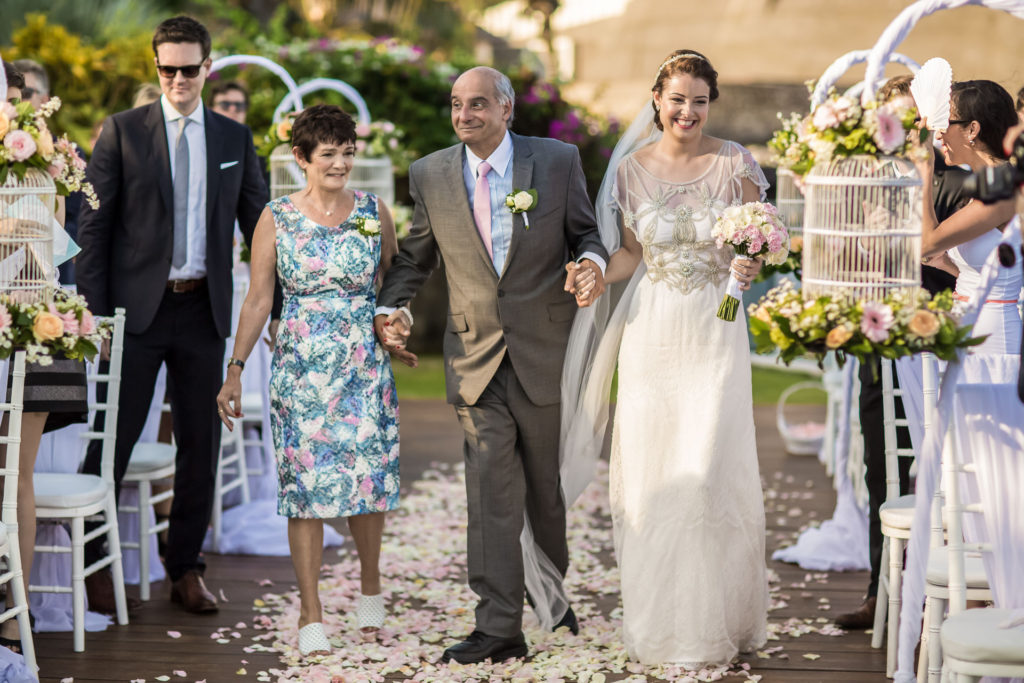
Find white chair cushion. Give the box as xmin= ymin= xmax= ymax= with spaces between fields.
xmin=35 ymin=473 xmax=108 ymax=509
xmin=926 ymin=552 xmax=990 ymax=590
xmin=880 ymin=494 xmax=916 ymax=530
xmin=125 ymin=443 xmax=176 ymax=476
xmin=941 ymin=608 xmax=1024 ymax=664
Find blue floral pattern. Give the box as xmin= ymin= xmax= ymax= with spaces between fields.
xmin=269 ymin=191 xmax=399 ymax=518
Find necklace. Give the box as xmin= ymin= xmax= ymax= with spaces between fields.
xmin=307 ymin=194 xmax=343 ymax=217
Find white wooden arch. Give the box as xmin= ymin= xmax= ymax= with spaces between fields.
xmin=273 ymin=78 xmax=371 ymax=125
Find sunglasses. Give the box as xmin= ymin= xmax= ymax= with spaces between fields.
xmin=156 ymin=63 xmax=204 ymax=79
xmin=946 ymin=119 xmax=970 ymax=127
xmin=214 ymin=100 xmax=247 ymax=112
xmin=20 ymin=87 xmax=38 ymax=100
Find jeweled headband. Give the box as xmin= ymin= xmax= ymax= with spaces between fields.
xmin=655 ymin=52 xmax=707 ymax=79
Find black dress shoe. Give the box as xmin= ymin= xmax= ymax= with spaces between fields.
xmin=441 ymin=630 xmax=528 ymax=664
xmin=554 ymin=606 xmax=579 ymax=635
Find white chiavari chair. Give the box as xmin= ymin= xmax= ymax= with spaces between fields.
xmin=32 ymin=310 xmax=129 ymax=652
xmin=0 ymin=352 xmax=37 ymax=676
xmin=939 ymin=378 xmax=1024 ymax=682
xmin=119 ymin=440 xmax=175 ymax=601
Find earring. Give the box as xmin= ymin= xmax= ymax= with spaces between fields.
xmin=654 ymin=104 xmax=661 ymax=112
xmin=969 ymin=138 xmax=975 ymax=146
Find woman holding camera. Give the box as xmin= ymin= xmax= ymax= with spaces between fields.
xmin=917 ymin=79 xmax=1022 ymax=354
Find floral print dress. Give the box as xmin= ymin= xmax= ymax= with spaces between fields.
xmin=269 ymin=192 xmax=400 ymax=518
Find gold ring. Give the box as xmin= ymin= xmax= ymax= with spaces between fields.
xmin=217 ymin=408 xmax=223 ymax=414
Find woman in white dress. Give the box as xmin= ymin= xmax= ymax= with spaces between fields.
xmin=573 ymin=50 xmax=770 ymax=667
xmin=917 ymin=80 xmax=1022 ymax=352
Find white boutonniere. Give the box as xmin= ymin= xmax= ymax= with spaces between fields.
xmin=505 ymin=188 xmax=538 ymax=228
xmin=355 ymin=216 xmax=381 ymax=236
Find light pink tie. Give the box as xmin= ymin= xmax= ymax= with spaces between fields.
xmin=473 ymin=161 xmax=493 ymax=258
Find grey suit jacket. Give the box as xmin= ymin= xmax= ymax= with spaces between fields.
xmin=378 ymin=133 xmax=607 ymax=406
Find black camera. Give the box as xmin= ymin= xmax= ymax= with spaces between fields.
xmin=962 ymin=129 xmax=1024 ymax=204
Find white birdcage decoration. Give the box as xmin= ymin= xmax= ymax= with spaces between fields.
xmin=0 ymin=168 xmax=56 ymax=304
xmin=350 ymin=157 xmax=394 ymax=208
xmin=269 ymin=144 xmax=304 ymax=200
xmin=802 ymin=155 xmax=921 ymax=302
xmin=775 ymin=168 xmax=804 ymax=235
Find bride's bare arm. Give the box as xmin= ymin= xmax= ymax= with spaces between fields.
xmin=604 ymin=222 xmax=644 ymax=284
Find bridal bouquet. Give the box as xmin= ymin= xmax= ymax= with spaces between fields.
xmin=711 ymin=201 xmax=790 ymax=321
xmin=0 ymin=288 xmax=109 ymax=364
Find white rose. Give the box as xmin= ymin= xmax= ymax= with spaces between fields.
xmin=361 ymin=218 xmax=381 ymax=234
xmin=513 ymin=191 xmax=533 ymax=211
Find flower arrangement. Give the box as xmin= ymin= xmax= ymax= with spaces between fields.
xmin=0 ymin=97 xmax=97 ymax=207
xmin=257 ymin=114 xmax=295 ymax=161
xmin=756 ymin=235 xmax=803 ymax=282
xmin=748 ymin=280 xmax=983 ymax=366
xmin=355 ymin=120 xmax=412 ymax=174
xmin=0 ymin=288 xmax=108 ymax=364
xmin=710 ymin=201 xmax=790 ymax=321
xmin=768 ymin=92 xmax=920 ymax=176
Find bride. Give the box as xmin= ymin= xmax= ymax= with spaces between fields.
xmin=567 ymin=49 xmax=769 ymax=667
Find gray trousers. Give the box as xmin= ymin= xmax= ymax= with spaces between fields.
xmin=454 ymin=356 xmax=569 ymax=637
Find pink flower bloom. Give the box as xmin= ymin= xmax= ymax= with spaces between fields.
xmin=873 ymin=107 xmax=905 ymax=154
xmin=355 ymin=139 xmax=367 ymax=153
xmin=355 ymin=123 xmax=371 ymax=138
xmin=80 ymin=309 xmax=96 ymax=335
xmin=5 ymin=130 xmax=37 ymax=162
xmin=812 ymin=101 xmax=840 ymax=130
xmin=72 ymin=153 xmax=86 ymax=171
xmin=59 ymin=311 xmax=79 ymax=335
xmin=0 ymin=307 xmax=11 ymax=333
xmin=767 ymin=231 xmax=783 ymax=252
xmin=860 ymin=300 xmax=895 ymax=343
xmin=381 ymin=121 xmax=395 ymax=134
xmin=47 ymin=155 xmax=66 ymax=178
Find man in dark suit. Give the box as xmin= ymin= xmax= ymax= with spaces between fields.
xmin=76 ymin=16 xmax=268 ymax=614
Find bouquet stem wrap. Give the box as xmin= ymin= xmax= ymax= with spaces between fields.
xmin=718 ymin=259 xmax=744 ymax=321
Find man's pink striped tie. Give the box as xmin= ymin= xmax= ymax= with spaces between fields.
xmin=473 ymin=161 xmax=493 ymax=258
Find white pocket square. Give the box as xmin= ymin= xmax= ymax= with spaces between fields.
xmin=219 ymin=160 xmax=239 ymax=170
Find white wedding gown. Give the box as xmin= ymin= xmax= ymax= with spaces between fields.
xmin=609 ymin=142 xmax=769 ymax=666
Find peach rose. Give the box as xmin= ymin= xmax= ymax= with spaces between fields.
xmin=908 ymin=309 xmax=941 ymax=340
xmin=790 ymin=236 xmax=803 ymax=252
xmin=33 ymin=311 xmax=64 ymax=341
xmin=276 ymin=119 xmax=292 ymax=142
xmin=825 ymin=325 xmax=853 ymax=349
xmin=0 ymin=113 xmax=9 ymax=141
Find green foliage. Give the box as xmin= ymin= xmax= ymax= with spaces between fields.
xmin=0 ymin=0 xmax=171 ymax=45
xmin=3 ymin=14 xmax=153 ymax=149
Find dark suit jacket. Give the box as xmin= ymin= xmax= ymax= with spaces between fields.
xmin=378 ymin=133 xmax=607 ymax=406
xmin=77 ymin=101 xmax=268 ymax=337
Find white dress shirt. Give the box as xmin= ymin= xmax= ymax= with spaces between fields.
xmin=161 ymin=95 xmax=208 ymax=280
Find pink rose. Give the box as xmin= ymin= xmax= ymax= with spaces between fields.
xmin=0 ymin=307 xmax=11 ymax=333
xmin=812 ymin=101 xmax=840 ymax=130
xmin=355 ymin=123 xmax=371 ymax=138
xmin=80 ymin=309 xmax=96 ymax=335
xmin=5 ymin=130 xmax=37 ymax=162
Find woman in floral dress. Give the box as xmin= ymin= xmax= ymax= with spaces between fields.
xmin=217 ymin=105 xmax=414 ymax=657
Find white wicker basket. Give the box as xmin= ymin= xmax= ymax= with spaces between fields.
xmin=0 ymin=168 xmax=56 ymax=304
xmin=776 ymin=381 xmax=828 ymax=456
xmin=350 ymin=157 xmax=394 ymax=208
xmin=802 ymin=155 xmax=922 ymax=302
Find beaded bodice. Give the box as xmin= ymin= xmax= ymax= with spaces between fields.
xmin=614 ymin=141 xmax=768 ymax=294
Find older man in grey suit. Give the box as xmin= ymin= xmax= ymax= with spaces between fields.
xmin=374 ymin=66 xmax=607 ymax=664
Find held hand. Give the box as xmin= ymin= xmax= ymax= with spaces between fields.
xmin=373 ymin=311 xmax=417 ymax=367
xmin=565 ymin=260 xmax=606 ymax=308
xmin=912 ymin=117 xmax=935 ymax=173
xmin=216 ymin=372 xmax=243 ymax=430
xmin=731 ymin=257 xmax=762 ymax=291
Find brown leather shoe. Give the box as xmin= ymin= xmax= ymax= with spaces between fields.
xmin=85 ymin=568 xmax=142 ymax=614
xmin=170 ymin=570 xmax=219 ymax=614
xmin=834 ymin=596 xmax=877 ymax=630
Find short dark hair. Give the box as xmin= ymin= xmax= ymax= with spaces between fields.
xmin=210 ymin=80 xmax=249 ymax=107
xmin=1016 ymin=85 xmax=1024 ymax=114
xmin=950 ymin=80 xmax=1018 ymax=159
xmin=3 ymin=62 xmax=25 ymax=93
xmin=291 ymin=105 xmax=357 ymax=162
xmin=651 ymin=49 xmax=719 ymax=131
xmin=879 ymin=75 xmax=913 ymax=102
xmin=153 ymin=16 xmax=211 ymax=61
xmin=11 ymin=59 xmax=48 ymax=95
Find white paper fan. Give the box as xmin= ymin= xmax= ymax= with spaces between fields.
xmin=910 ymin=58 xmax=953 ymax=131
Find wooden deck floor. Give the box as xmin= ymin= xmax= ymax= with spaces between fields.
xmin=35 ymin=399 xmax=888 ymax=683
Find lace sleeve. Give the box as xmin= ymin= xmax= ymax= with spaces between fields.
xmin=613 ymin=158 xmax=637 ymax=236
xmin=733 ymin=143 xmax=770 ymax=202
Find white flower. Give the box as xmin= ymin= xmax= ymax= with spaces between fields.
xmin=359 ymin=218 xmax=381 ymax=235
xmin=512 ymin=191 xmax=533 ymax=211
